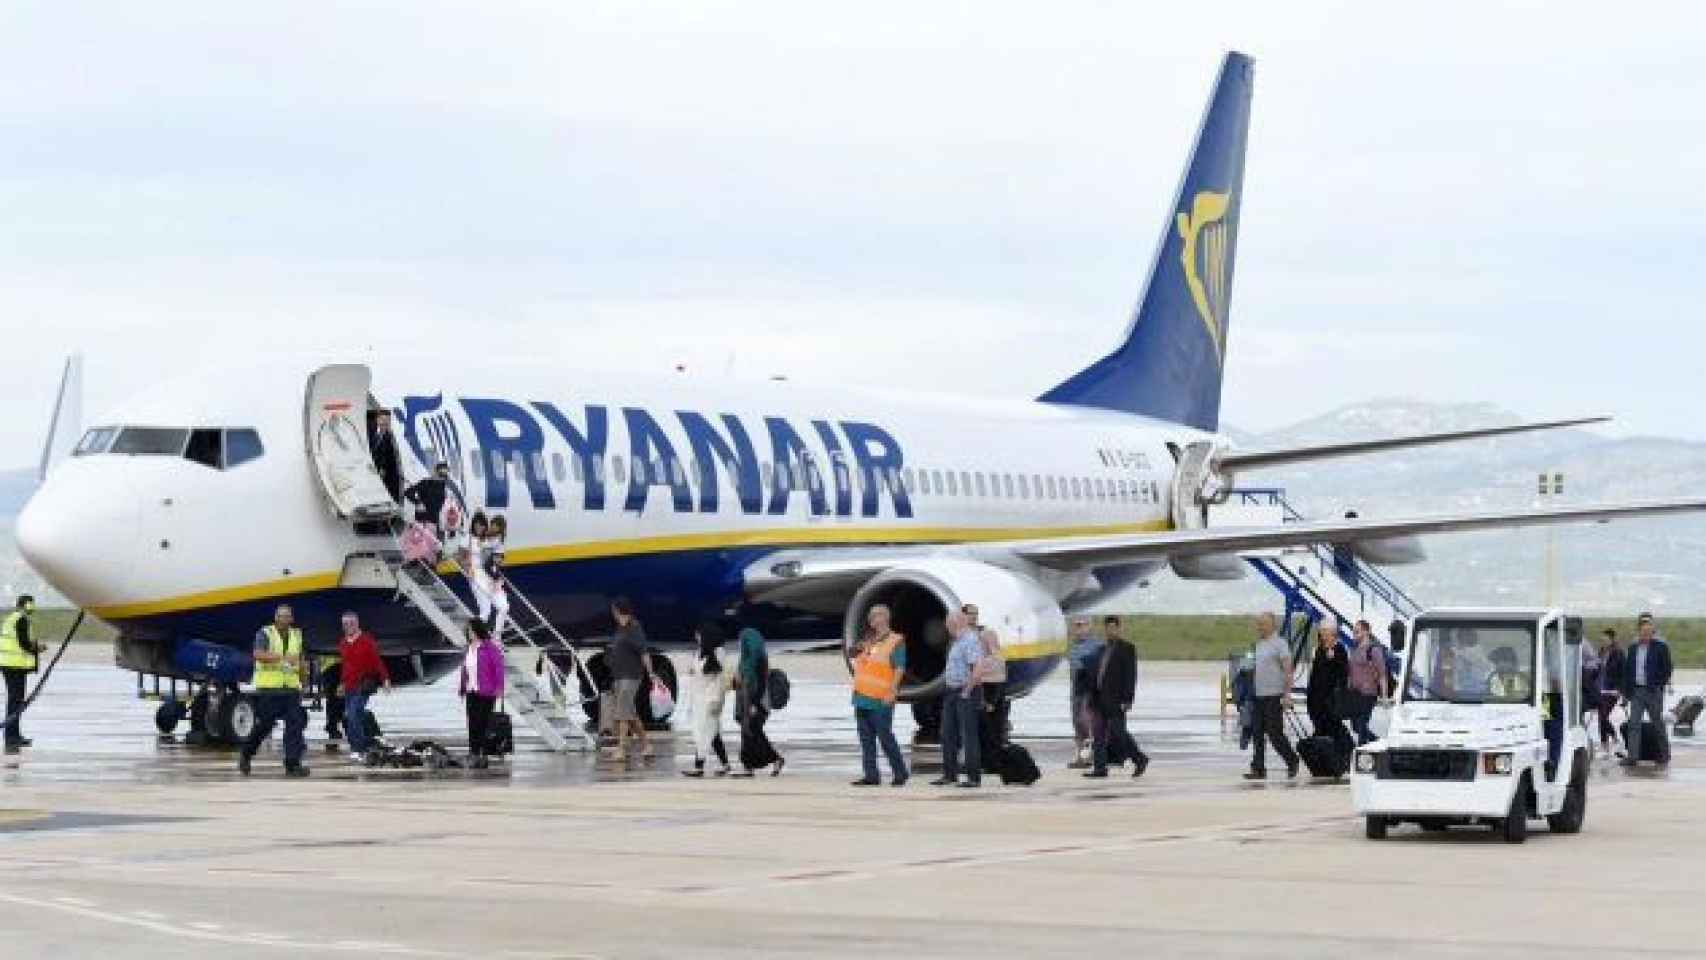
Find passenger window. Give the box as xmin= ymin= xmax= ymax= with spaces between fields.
xmin=671 ymin=459 xmax=687 ymax=486
xmin=932 ymin=469 xmax=943 ymax=493
xmin=184 ymin=429 xmax=221 ymax=469
xmin=112 ymin=427 xmax=190 ymax=457
xmin=611 ymin=455 xmax=626 ymax=484
xmin=973 ymin=473 xmax=986 ymax=497
xmin=947 ymin=471 xmax=959 ymax=496
xmin=223 ymin=429 xmax=265 ymax=469
xmin=1018 ymin=475 xmax=1029 ymax=499
xmin=469 ymin=449 xmax=483 ymax=480
xmin=572 ymin=454 xmax=585 ymax=484
xmin=903 ymin=467 xmax=915 ymax=492
xmin=552 ymin=452 xmax=567 ymax=483
xmin=1003 ymin=474 xmax=1015 ymax=498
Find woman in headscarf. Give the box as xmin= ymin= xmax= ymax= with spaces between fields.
xmin=734 ymin=627 xmax=784 ymax=777
xmin=683 ymin=621 xmax=733 ymax=777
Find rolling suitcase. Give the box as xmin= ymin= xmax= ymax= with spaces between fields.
xmin=1673 ymin=695 xmax=1703 ymax=736
xmin=997 ymin=743 xmax=1041 ymax=786
xmin=1621 ymin=721 xmax=1671 ymax=763
xmin=1296 ymin=735 xmax=1349 ymax=778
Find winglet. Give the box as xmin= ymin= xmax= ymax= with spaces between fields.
xmin=38 ymin=354 xmax=83 ymax=483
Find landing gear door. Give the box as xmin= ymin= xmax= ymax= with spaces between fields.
xmin=305 ymin=364 xmax=397 ymax=521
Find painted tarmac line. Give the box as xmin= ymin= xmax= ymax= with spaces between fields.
xmin=0 ymin=891 xmax=457 ymax=956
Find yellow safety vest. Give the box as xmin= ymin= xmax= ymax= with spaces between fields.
xmin=0 ymin=612 xmax=34 ymax=670
xmin=852 ymin=633 xmax=903 ymax=704
xmin=253 ymin=626 xmax=304 ymax=690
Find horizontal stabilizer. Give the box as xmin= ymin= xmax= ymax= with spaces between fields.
xmin=1218 ymin=416 xmax=1609 ymax=473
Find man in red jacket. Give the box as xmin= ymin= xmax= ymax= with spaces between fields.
xmin=338 ymin=612 xmax=391 ymax=761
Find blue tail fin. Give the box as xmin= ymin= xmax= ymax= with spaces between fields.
xmin=1039 ymin=52 xmax=1253 ymax=432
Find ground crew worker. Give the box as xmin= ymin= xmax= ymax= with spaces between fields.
xmin=850 ymin=604 xmax=909 ymax=786
xmin=0 ymin=595 xmax=41 ymax=749
xmin=239 ymin=604 xmax=310 ymax=777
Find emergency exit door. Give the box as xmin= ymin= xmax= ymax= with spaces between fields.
xmin=305 ymin=364 xmax=397 ymax=521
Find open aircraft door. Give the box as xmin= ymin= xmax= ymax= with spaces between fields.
xmin=305 ymin=364 xmax=397 ymax=521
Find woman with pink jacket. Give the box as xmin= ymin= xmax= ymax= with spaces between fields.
xmin=459 ymin=620 xmax=506 ymax=769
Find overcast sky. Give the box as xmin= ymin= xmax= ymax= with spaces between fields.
xmin=6 ymin=2 xmax=1705 ymax=466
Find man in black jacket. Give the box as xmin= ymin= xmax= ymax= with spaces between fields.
xmin=369 ymin=410 xmax=403 ymax=503
xmin=1620 ymin=614 xmax=1672 ymax=767
xmin=1085 ymin=616 xmax=1149 ymax=779
xmin=404 ymin=462 xmax=451 ymax=535
xmin=1596 ymin=628 xmax=1625 ymax=751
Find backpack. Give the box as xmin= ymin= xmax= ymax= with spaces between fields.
xmin=766 ymin=669 xmax=791 ymax=711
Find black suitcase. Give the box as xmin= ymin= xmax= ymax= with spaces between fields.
xmin=1621 ymin=721 xmax=1671 ymax=763
xmin=1296 ymin=734 xmax=1348 ymax=778
xmin=997 ymin=743 xmax=1041 ymax=786
xmin=485 ymin=712 xmax=514 ymax=757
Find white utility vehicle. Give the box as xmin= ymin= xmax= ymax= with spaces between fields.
xmin=1352 ymin=608 xmax=1588 ymax=843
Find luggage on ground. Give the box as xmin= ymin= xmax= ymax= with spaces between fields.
xmin=996 ymin=742 xmax=1041 ymax=785
xmin=1674 ymin=695 xmax=1704 ymax=735
xmin=766 ymin=668 xmax=791 ymax=710
xmin=1296 ymin=734 xmax=1349 ymax=778
xmin=1621 ymin=721 xmax=1671 ymax=763
xmin=485 ymin=711 xmax=514 ymax=757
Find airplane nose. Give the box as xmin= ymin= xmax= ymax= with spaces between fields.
xmin=16 ymin=467 xmax=138 ymax=607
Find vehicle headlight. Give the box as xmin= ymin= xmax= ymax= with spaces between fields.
xmin=1354 ymin=751 xmax=1376 ymax=773
xmin=1482 ymin=752 xmax=1513 ymax=775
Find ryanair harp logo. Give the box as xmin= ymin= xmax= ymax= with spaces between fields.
xmin=1176 ymin=190 xmax=1232 ymax=360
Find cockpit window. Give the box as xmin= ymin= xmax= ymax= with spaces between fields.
xmin=224 ymin=429 xmax=264 ymax=468
xmin=185 ymin=429 xmax=222 ymax=468
xmin=111 ymin=427 xmax=190 ymax=456
xmin=79 ymin=425 xmax=264 ymax=470
xmin=73 ymin=427 xmax=119 ymax=456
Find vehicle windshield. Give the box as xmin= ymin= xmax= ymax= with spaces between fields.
xmin=1404 ymin=619 xmax=1537 ymax=705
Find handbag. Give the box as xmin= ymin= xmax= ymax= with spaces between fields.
xmin=648 ymin=676 xmax=675 ymax=718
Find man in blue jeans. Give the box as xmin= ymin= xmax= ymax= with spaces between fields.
xmin=1620 ymin=613 xmax=1672 ymax=768
xmin=931 ymin=610 xmax=985 ymax=788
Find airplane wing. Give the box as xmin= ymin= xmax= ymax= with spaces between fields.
xmin=1217 ymin=416 xmax=1608 ymax=473
xmin=1008 ymin=498 xmax=1706 ymax=569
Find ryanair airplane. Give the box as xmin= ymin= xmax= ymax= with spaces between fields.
xmin=18 ymin=52 xmax=1705 ymax=736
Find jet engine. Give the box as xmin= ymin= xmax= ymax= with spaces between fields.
xmin=842 ymin=558 xmax=1066 ymax=702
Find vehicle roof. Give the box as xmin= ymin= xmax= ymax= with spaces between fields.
xmin=1414 ymin=607 xmax=1565 ymax=621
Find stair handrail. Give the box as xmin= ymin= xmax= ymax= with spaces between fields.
xmin=1252 ymin=490 xmax=1423 ymax=620
xmin=435 ymin=548 xmax=602 ymax=708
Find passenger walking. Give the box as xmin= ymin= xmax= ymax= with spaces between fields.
xmin=1345 ymin=620 xmax=1389 ymax=745
xmin=318 ymin=651 xmax=345 ymax=745
xmin=404 ymin=461 xmax=453 ymax=539
xmin=459 ymin=620 xmax=504 ymax=769
xmin=369 ymin=409 xmax=404 ymax=503
xmin=683 ymin=622 xmax=733 ymax=778
xmin=1306 ymin=620 xmax=1354 ymax=757
xmin=931 ymin=610 xmax=984 ymax=788
xmin=850 ymin=604 xmax=909 ymax=787
xmin=1619 ymin=614 xmax=1672 ymax=768
xmin=1085 ymin=615 xmax=1148 ymax=779
xmin=1244 ymin=612 xmax=1300 ymax=780
xmin=469 ymin=511 xmax=492 ymax=559
xmin=1066 ymin=617 xmax=1102 ymax=768
xmin=467 ymin=547 xmax=510 ymax=639
xmin=337 ymin=612 xmax=391 ymax=763
xmin=0 ymin=596 xmax=41 ymax=749
xmin=605 ymin=597 xmax=656 ymax=763
xmin=976 ymin=622 xmax=1007 ymax=720
xmin=735 ymin=627 xmax=784 ymax=776
xmin=239 ymin=604 xmax=310 ymax=777
xmin=1597 ymin=628 xmax=1625 ymax=752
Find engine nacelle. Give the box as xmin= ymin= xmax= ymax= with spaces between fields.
xmin=1351 ymin=536 xmax=1427 ymax=565
xmin=1170 ymin=553 xmax=1248 ymax=580
xmin=843 ymin=558 xmax=1066 ymax=701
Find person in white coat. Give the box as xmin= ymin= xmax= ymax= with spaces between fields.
xmin=682 ymin=621 xmax=733 ymax=777
xmin=462 ymin=548 xmax=510 ymax=640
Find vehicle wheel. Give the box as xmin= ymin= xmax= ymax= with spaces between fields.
xmin=1547 ymin=767 xmax=1588 ymax=834
xmin=155 ymin=699 xmax=187 ymax=735
xmin=218 ymin=693 xmax=257 ymax=745
xmin=1365 ymin=816 xmax=1388 ymax=840
xmin=1500 ymin=777 xmax=1529 ymax=844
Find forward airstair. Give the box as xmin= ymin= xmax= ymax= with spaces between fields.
xmin=381 ymin=546 xmax=601 ymax=752
xmin=1215 ymin=488 xmax=1423 ymax=664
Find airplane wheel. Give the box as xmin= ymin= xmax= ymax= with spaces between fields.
xmin=155 ymin=699 xmax=187 ymax=735
xmin=219 ymin=693 xmax=257 ymax=745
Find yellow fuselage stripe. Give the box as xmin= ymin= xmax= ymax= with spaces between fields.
xmin=89 ymin=520 xmax=1167 ymax=622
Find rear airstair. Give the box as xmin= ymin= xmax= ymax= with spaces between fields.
xmin=1214 ymin=488 xmax=1423 ymax=665
xmin=381 ymin=546 xmax=601 ymax=752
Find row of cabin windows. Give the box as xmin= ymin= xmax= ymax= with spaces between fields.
xmin=435 ymin=447 xmax=1158 ymax=507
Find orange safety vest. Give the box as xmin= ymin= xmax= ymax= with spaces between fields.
xmin=852 ymin=633 xmax=903 ymax=704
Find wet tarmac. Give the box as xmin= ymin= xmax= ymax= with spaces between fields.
xmin=4 ymin=646 xmax=1706 ymax=958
